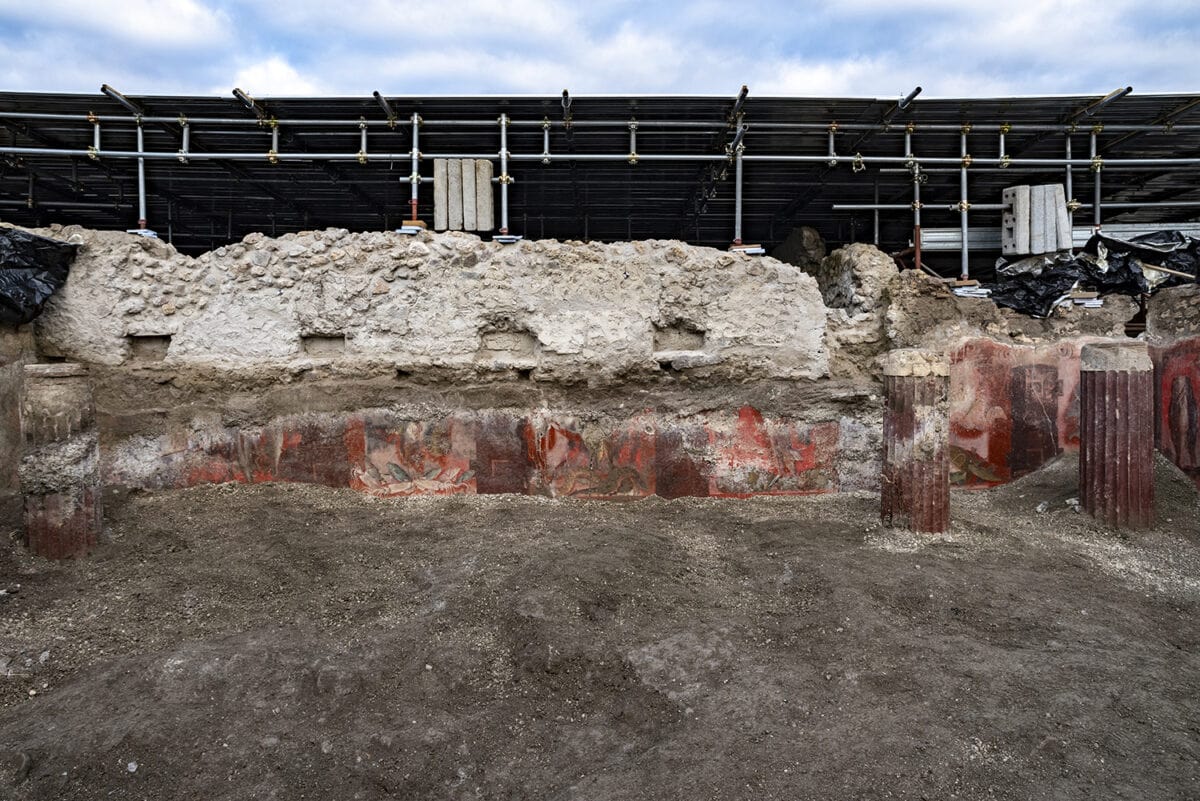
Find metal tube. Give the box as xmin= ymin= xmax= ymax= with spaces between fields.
xmin=960 ymin=131 xmax=969 ymax=279
xmin=93 ymin=122 xmax=100 ymax=152
xmin=733 ymin=133 xmax=744 ymax=245
xmin=409 ymin=112 xmax=420 ymax=221
xmin=1065 ymin=135 xmax=1073 ymax=210
xmin=136 ymin=123 xmax=147 ymax=228
xmin=6 ymin=143 xmax=1200 ymax=169
xmin=1091 ymin=130 xmax=1101 ymax=229
xmin=499 ymin=113 xmax=509 ymax=234
xmin=913 ymin=164 xmax=922 ymax=269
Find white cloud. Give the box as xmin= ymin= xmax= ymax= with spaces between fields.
xmin=0 ymin=0 xmax=231 ymax=48
xmin=226 ymin=56 xmax=324 ymax=96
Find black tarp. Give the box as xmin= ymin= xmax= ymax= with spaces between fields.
xmin=0 ymin=229 xmax=78 ymax=325
xmin=987 ymin=230 xmax=1199 ymax=317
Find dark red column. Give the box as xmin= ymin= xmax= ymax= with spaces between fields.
xmin=19 ymin=363 xmax=101 ymax=558
xmin=881 ymin=349 xmax=950 ymax=532
xmin=1079 ymin=341 xmax=1154 ymax=528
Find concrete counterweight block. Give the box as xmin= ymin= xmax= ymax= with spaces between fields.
xmin=1079 ymin=341 xmax=1155 ymax=528
xmin=18 ymin=363 xmax=101 ymax=558
xmin=881 ymin=349 xmax=951 ymax=532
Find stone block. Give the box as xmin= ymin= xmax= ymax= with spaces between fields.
xmin=1001 ymin=185 xmax=1030 ymax=255
xmin=475 ymin=161 xmax=494 ymax=232
xmin=461 ymin=159 xmax=477 ymax=231
xmin=433 ymin=159 xmax=448 ymax=231
xmin=447 ymin=160 xmax=464 ymax=231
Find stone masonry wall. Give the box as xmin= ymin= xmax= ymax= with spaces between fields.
xmin=8 ymin=221 xmax=1199 ymax=506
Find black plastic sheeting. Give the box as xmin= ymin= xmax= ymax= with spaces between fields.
xmin=0 ymin=229 xmax=78 ymax=325
xmin=987 ymin=231 xmax=1200 ymax=317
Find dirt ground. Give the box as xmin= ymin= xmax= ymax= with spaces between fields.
xmin=0 ymin=456 xmax=1197 ymax=801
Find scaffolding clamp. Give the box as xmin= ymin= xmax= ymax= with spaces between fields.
xmin=267 ymin=149 xmax=279 ymax=165
xmin=408 ymin=172 xmax=421 ymax=184
xmin=357 ymin=150 xmax=368 ymax=165
xmin=86 ymin=111 xmax=98 ymax=124
xmin=1090 ymin=155 xmax=1103 ymax=172
xmin=828 ymin=121 xmax=838 ymax=133
xmin=961 ymin=154 xmax=973 ymax=167
xmin=1067 ymin=199 xmax=1082 ymax=212
xmin=178 ymin=114 xmax=188 ymax=128
xmin=177 ymin=150 xmax=188 ymax=164
xmin=911 ymin=200 xmax=924 ymax=211
xmin=1091 ymin=123 xmax=1104 ymax=134
xmin=999 ymin=122 xmax=1012 ymax=134
xmin=852 ymin=152 xmax=865 ymax=172
xmin=628 ymin=152 xmax=639 ymax=165
xmin=905 ymin=121 xmax=916 ymax=134
xmin=999 ymin=154 xmax=1011 ymax=168
xmin=498 ymin=173 xmax=514 ymax=185
xmin=86 ymin=145 xmax=99 ymax=161
xmin=960 ymin=123 xmax=972 ymax=134
xmin=957 ymin=200 xmax=971 ymax=212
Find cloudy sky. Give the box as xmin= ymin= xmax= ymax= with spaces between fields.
xmin=0 ymin=0 xmax=1197 ymax=99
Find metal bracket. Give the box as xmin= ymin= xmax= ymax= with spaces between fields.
xmin=999 ymin=122 xmax=1012 ymax=134
xmin=999 ymin=154 xmax=1011 ymax=168
xmin=1067 ymin=199 xmax=1082 ymax=212
xmin=1090 ymin=156 xmax=1103 ymax=172
xmin=852 ymin=152 xmax=865 ymax=172
xmin=961 ymin=154 xmax=973 ymax=167
xmin=86 ymin=145 xmax=99 ymax=161
xmin=408 ymin=172 xmax=421 ymax=184
xmin=960 ymin=123 xmax=972 ymax=134
xmin=956 ymin=200 xmax=972 ymax=212
xmin=498 ymin=173 xmax=514 ymax=184
xmin=357 ymin=151 xmax=368 ymax=165
xmin=267 ymin=149 xmax=279 ymax=165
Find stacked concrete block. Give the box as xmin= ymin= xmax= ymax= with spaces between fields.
xmin=881 ymin=349 xmax=951 ymax=532
xmin=19 ymin=363 xmax=101 ymax=558
xmin=433 ymin=159 xmax=495 ymax=233
xmin=1002 ymin=184 xmax=1073 ymax=256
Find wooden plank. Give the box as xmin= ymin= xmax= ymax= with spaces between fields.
xmin=475 ymin=160 xmax=494 ymax=232
xmin=433 ymin=159 xmax=448 ymax=231
xmin=461 ymin=159 xmax=477 ymax=231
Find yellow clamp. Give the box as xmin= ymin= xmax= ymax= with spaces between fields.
xmin=828 ymin=121 xmax=839 ymax=133
xmin=957 ymin=200 xmax=971 ymax=212
xmin=178 ymin=115 xmax=188 ymax=127
xmin=961 ymin=154 xmax=973 ymax=167
xmin=86 ymin=145 xmax=99 ymax=161
xmin=999 ymin=122 xmax=1012 ymax=134
xmin=357 ymin=151 xmax=368 ymax=165
xmin=267 ymin=149 xmax=279 ymax=164
xmin=628 ymin=153 xmax=639 ymax=165
xmin=999 ymin=154 xmax=1011 ymax=168
xmin=359 ymin=117 xmax=368 ymax=130
xmin=910 ymin=200 xmax=924 ymax=211
xmin=852 ymin=152 xmax=865 ymax=172
xmin=960 ymin=123 xmax=973 ymax=134
xmin=87 ymin=111 xmax=98 ymax=124
xmin=498 ymin=173 xmax=514 ymax=184
xmin=1091 ymin=123 xmax=1103 ymax=134
xmin=542 ymin=117 xmax=551 ymax=130
xmin=905 ymin=121 xmax=915 ymax=134
xmin=1067 ymin=199 xmax=1082 ymax=212
xmin=408 ymin=172 xmax=421 ymax=184
xmin=1090 ymin=155 xmax=1103 ymax=172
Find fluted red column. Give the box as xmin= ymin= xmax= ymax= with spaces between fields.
xmin=881 ymin=349 xmax=950 ymax=532
xmin=1079 ymin=341 xmax=1154 ymax=528
xmin=19 ymin=363 xmax=101 ymax=559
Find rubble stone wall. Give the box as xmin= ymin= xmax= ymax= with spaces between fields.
xmin=7 ymin=222 xmax=1199 ymax=504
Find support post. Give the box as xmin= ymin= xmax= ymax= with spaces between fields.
xmin=733 ymin=125 xmax=744 ymax=245
xmin=959 ymin=130 xmax=969 ymax=279
xmin=1079 ymin=341 xmax=1154 ymax=528
xmin=1091 ymin=130 xmax=1102 ymax=230
xmin=136 ymin=121 xmax=147 ymax=229
xmin=19 ymin=364 xmax=101 ymax=559
xmin=499 ymin=113 xmax=510 ymax=234
xmin=881 ymin=349 xmax=950 ymax=533
xmin=409 ymin=112 xmax=420 ymax=222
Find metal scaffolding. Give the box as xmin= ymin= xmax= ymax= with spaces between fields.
xmin=1 ymin=86 xmax=1199 ymax=265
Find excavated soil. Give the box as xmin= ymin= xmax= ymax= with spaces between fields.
xmin=0 ymin=457 xmax=1198 ymax=800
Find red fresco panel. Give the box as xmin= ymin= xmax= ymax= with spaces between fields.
xmin=1152 ymin=337 xmax=1200 ymax=489
xmin=528 ymin=414 xmax=656 ymax=499
xmin=706 ymin=407 xmax=838 ymax=497
xmin=352 ymin=414 xmax=476 ymax=497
